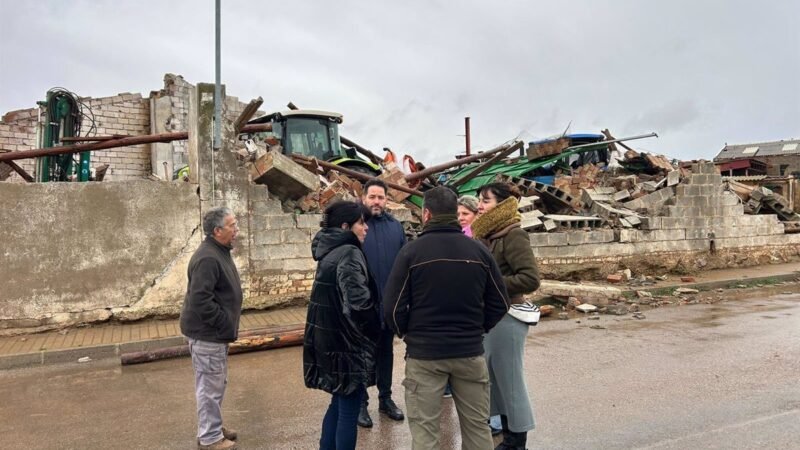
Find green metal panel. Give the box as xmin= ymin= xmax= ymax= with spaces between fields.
xmin=447 ymin=143 xmax=610 ymax=195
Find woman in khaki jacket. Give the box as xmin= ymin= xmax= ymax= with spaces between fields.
xmin=471 ymin=182 xmax=541 ymax=450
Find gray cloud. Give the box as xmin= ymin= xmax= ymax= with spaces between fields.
xmin=1 ymin=0 xmax=798 ymax=164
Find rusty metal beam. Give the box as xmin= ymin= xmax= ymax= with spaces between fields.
xmin=120 ymin=324 xmax=304 ymax=366
xmin=291 ymin=154 xmax=424 ymax=197
xmin=405 ymin=141 xmax=521 ymax=183
xmin=234 ymin=97 xmax=264 ymax=134
xmin=449 ymin=141 xmax=523 ymax=188
xmin=60 ymin=135 xmax=131 ymax=142
xmin=1 ymin=160 xmax=34 ymax=182
xmin=0 ymin=123 xmax=272 ymax=162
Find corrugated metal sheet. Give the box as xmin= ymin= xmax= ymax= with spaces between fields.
xmin=714 ymin=138 xmax=800 ymax=160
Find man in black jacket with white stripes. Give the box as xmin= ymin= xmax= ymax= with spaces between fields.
xmin=383 ymin=186 xmax=509 ymax=450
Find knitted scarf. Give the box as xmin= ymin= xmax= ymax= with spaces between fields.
xmin=471 ymin=196 xmax=521 ymax=240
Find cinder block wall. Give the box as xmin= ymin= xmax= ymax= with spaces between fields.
xmin=531 ymin=162 xmax=800 ymax=278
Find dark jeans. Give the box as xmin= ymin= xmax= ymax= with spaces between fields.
xmin=320 ymin=386 xmax=365 ymax=450
xmin=364 ymin=328 xmax=394 ymax=405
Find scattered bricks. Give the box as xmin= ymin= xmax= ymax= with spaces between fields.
xmin=386 ymin=200 xmax=414 ymax=223
xmin=566 ymin=297 xmax=581 ymax=310
xmin=521 ymin=211 xmax=543 ymax=231
xmin=250 ymin=149 xmax=319 ymax=200
xmin=319 ymin=180 xmax=354 ymax=207
xmin=667 ymin=170 xmax=680 ymax=186
xmin=607 ymin=274 xmax=623 ymax=283
xmin=296 ymin=214 xmax=323 ymax=229
xmin=681 ymin=276 xmax=696 ymax=283
xmin=539 ymin=305 xmax=555 ymax=316
xmin=613 ymin=190 xmax=631 ymax=202
xmin=527 ymin=137 xmax=569 ymax=160
xmin=379 ymin=162 xmax=411 ymax=202
xmin=543 ymin=219 xmax=557 ymax=231
xmin=576 ymin=303 xmax=598 ymax=313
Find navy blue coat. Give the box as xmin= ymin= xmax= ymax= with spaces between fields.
xmin=362 ymin=212 xmax=405 ymax=326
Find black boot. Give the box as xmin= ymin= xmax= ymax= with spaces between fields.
xmin=357 ymin=403 xmax=373 ymax=428
xmin=494 ymin=415 xmax=527 ymax=450
xmin=378 ymin=398 xmax=405 ymax=421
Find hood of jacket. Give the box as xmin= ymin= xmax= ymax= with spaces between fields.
xmin=471 ymin=196 xmax=522 ymax=240
xmin=312 ymin=227 xmax=361 ymax=261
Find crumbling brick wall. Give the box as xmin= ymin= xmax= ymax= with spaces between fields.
xmin=0 ymin=94 xmax=151 ymax=182
xmin=0 ymin=108 xmax=38 ymax=181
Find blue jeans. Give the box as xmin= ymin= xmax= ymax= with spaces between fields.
xmin=320 ymin=386 xmax=365 ymax=450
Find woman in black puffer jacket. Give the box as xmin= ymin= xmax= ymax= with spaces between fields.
xmin=304 ymin=201 xmax=380 ymax=450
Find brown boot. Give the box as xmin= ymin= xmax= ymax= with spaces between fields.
xmin=198 ymin=437 xmax=237 ymax=450
xmin=222 ymin=427 xmax=238 ymax=441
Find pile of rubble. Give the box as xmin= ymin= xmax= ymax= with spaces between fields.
xmin=247 ymin=148 xmax=421 ymax=224
xmin=726 ymin=180 xmax=800 ymax=231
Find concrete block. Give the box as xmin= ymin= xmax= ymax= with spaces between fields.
xmin=667 ymin=170 xmax=680 ymax=186
xmin=618 ymin=229 xmax=637 ymax=243
xmin=296 ymin=214 xmax=323 ymax=229
xmin=250 ymin=149 xmax=319 ymax=200
xmin=543 ymin=220 xmax=557 ymax=231
xmin=282 ymin=228 xmax=312 ymax=244
xmin=624 ymin=215 xmax=641 ymax=226
xmin=265 ymin=214 xmax=296 ymax=229
xmin=251 ymin=199 xmax=283 ymax=216
xmin=587 ymin=230 xmax=616 ymax=243
xmin=521 ymin=211 xmax=543 ymax=231
xmin=721 ymin=205 xmax=744 ymax=216
xmin=529 ymin=232 xmax=568 ymax=247
xmin=251 ymin=243 xmax=310 ymax=261
xmin=566 ymin=232 xmax=588 ymax=245
xmin=517 ymin=196 xmax=538 ymax=213
xmin=613 ymin=190 xmax=631 ymax=202
xmin=283 ymin=258 xmax=316 ymax=271
xmin=692 ymin=161 xmax=718 ymax=174
xmin=640 ymin=217 xmax=662 ymax=230
xmin=252 ymin=259 xmax=284 ymax=271
xmin=252 ymin=230 xmax=282 ymax=245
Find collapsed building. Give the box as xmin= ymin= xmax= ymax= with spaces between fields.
xmin=2 ymin=74 xmax=800 ymax=334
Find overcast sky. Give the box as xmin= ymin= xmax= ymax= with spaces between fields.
xmin=1 ymin=0 xmax=798 ymax=164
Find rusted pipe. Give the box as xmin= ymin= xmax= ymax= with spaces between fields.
xmin=0 ymin=123 xmax=272 ymax=162
xmin=1 ymin=160 xmax=34 ymax=182
xmin=120 ymin=324 xmax=305 ymax=366
xmin=291 ymin=154 xmax=424 ymax=197
xmin=449 ymin=141 xmax=523 ymax=188
xmin=405 ymin=140 xmax=520 ymax=183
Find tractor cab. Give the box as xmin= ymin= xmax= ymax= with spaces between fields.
xmin=246 ymin=110 xmax=380 ymax=175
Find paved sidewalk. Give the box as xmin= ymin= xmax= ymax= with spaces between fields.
xmin=2 ymin=261 xmax=799 ymax=370
xmin=0 ymin=306 xmax=306 ymax=370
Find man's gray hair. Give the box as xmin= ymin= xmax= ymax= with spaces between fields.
xmin=203 ymin=207 xmax=233 ymax=237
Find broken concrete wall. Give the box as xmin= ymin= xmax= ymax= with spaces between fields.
xmin=530 ymin=162 xmax=800 ymax=279
xmin=0 ymin=180 xmax=198 ymax=332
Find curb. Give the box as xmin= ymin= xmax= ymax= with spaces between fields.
xmin=620 ymin=272 xmax=800 ymax=296
xmin=0 ymin=336 xmax=186 ymax=371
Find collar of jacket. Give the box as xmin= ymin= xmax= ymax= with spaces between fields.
xmin=420 ymin=220 xmax=461 ymax=236
xmin=471 ymin=196 xmax=521 ymax=240
xmin=206 ymin=235 xmax=233 ymax=252
xmin=369 ymin=211 xmax=394 ymax=222
xmin=422 ymin=213 xmax=459 ymax=232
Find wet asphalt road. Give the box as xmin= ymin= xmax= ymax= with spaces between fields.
xmin=1 ymin=292 xmax=799 ymax=450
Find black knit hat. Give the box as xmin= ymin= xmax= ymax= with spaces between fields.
xmin=321 ymin=201 xmax=371 ymax=228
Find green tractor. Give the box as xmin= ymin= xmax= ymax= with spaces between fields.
xmin=245 ymin=109 xmax=382 ymax=175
